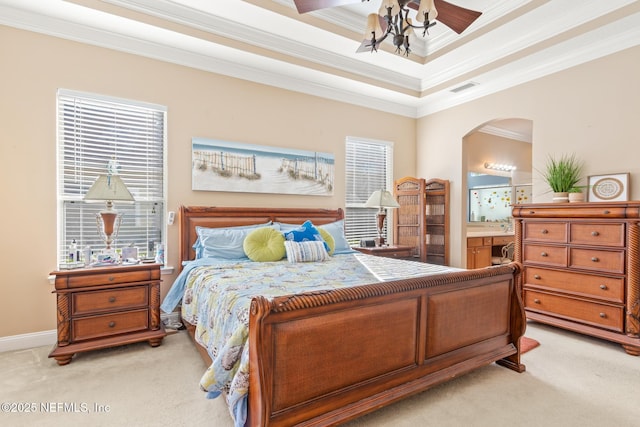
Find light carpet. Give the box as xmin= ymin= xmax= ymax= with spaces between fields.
xmin=1 ymin=322 xmax=639 ymax=427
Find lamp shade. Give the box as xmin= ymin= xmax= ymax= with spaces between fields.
xmin=364 ymin=13 xmax=385 ymax=40
xmin=416 ymin=0 xmax=438 ymax=23
xmin=364 ymin=189 xmax=400 ymax=208
xmin=84 ymin=174 xmax=135 ymax=203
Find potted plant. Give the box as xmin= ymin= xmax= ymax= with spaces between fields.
xmin=568 ymin=186 xmax=586 ymax=203
xmin=542 ymin=154 xmax=583 ymax=203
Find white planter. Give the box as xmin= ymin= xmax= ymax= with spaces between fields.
xmin=552 ymin=192 xmax=569 ymax=203
xmin=569 ymin=192 xmax=585 ymax=203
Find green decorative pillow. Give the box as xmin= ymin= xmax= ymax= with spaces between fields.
xmin=243 ymin=227 xmax=286 ymax=262
xmin=318 ymin=227 xmax=335 ymax=255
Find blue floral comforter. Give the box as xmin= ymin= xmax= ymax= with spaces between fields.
xmin=160 ymin=253 xmax=459 ymax=426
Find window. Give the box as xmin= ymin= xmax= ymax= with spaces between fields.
xmin=57 ymin=90 xmax=166 ymax=263
xmin=344 ymin=137 xmax=394 ymax=244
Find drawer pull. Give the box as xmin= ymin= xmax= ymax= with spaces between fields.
xmin=540 ymin=252 xmax=548 ymax=257
xmin=108 ymin=276 xmax=115 ymax=282
xmin=599 ymin=313 xmax=606 ymax=318
xmin=108 ymin=321 xmax=116 ymax=328
xmin=599 ymin=284 xmax=608 ymax=290
xmin=533 ymin=299 xmax=541 ymax=304
xmin=529 ymin=210 xmax=535 ymax=215
xmin=603 ymin=210 xmax=610 ymax=214
xmin=534 ymin=274 xmax=541 ymax=280
xmin=591 ymin=231 xmax=600 ymax=236
xmin=541 ymin=229 xmax=548 ymax=234
xmin=108 ymin=296 xmax=116 ymax=303
xmin=591 ymin=257 xmax=599 ymax=262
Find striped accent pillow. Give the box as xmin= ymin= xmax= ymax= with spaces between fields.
xmin=284 ymin=240 xmax=329 ymax=263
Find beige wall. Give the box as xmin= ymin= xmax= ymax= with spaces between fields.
xmin=417 ymin=45 xmax=640 ymax=267
xmin=3 ymin=25 xmax=638 ymax=339
xmin=0 ymin=26 xmax=416 ymax=338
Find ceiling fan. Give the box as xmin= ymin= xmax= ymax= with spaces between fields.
xmin=293 ymin=0 xmax=482 ymax=56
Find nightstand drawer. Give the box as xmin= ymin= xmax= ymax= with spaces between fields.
xmin=523 ymin=244 xmax=567 ymax=267
xmin=524 ymin=267 xmax=624 ymax=302
xmin=569 ymin=223 xmax=624 ymax=247
xmin=523 ymin=222 xmax=567 ymax=243
xmin=569 ymin=248 xmax=625 ymax=274
xmin=63 ymin=269 xmax=159 ymax=289
xmin=72 ymin=286 xmax=148 ymax=316
xmin=72 ymin=309 xmax=149 ymax=341
xmin=524 ymin=290 xmax=623 ymax=332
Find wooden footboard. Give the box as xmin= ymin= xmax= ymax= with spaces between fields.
xmin=247 ymin=263 xmax=525 ymax=426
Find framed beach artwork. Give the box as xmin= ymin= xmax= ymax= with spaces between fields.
xmin=588 ymin=173 xmax=629 ymax=202
xmin=192 ymin=137 xmax=335 ymax=196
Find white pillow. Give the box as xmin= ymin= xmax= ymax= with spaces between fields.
xmin=284 ymin=240 xmax=329 ymax=263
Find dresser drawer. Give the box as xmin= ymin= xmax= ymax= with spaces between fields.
xmin=523 ymin=222 xmax=567 ymax=243
xmin=524 ymin=267 xmax=624 ymax=303
xmin=523 ymin=244 xmax=567 ymax=267
xmin=570 ymin=223 xmax=625 ymax=247
xmin=492 ymin=236 xmax=513 ymax=246
xmin=569 ymin=248 xmax=625 ymax=274
xmin=72 ymin=309 xmax=149 ymax=341
xmin=72 ymin=286 xmax=148 ymax=316
xmin=62 ymin=269 xmax=160 ymax=289
xmin=467 ymin=237 xmax=492 ymax=247
xmin=524 ymin=290 xmax=623 ymax=332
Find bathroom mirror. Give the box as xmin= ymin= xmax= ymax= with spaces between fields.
xmin=468 ymin=173 xmax=531 ymax=222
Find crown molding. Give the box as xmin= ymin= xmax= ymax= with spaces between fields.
xmin=2 ymin=0 xmax=639 ymax=120
xmin=478 ymin=126 xmax=530 ymax=143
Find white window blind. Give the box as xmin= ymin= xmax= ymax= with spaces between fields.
xmin=345 ymin=137 xmax=394 ymax=245
xmin=57 ymin=90 xmax=166 ymax=262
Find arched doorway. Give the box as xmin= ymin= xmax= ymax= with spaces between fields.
xmin=461 ymin=118 xmax=532 ymax=267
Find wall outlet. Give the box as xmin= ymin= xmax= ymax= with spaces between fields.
xmin=167 ymin=211 xmax=175 ymax=225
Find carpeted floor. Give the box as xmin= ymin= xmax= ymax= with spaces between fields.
xmin=1 ymin=322 xmax=639 ymax=427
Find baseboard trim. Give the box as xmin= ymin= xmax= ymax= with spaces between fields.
xmin=1 ymin=313 xmax=181 ymax=353
xmin=0 ymin=330 xmax=57 ymax=353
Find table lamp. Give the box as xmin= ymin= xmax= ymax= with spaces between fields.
xmin=364 ymin=189 xmax=400 ymax=246
xmin=84 ymin=173 xmax=135 ymax=250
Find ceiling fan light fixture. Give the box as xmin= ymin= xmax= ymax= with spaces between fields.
xmin=364 ymin=12 xmax=385 ymax=40
xmin=292 ymin=0 xmax=481 ymax=57
xmin=378 ymin=0 xmax=400 ymax=17
xmin=417 ymin=0 xmax=438 ymax=23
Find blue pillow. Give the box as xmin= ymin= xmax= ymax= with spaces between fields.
xmin=195 ymin=222 xmax=273 ymax=260
xmin=318 ymin=220 xmax=353 ymax=254
xmin=282 ymin=220 xmax=329 ymax=252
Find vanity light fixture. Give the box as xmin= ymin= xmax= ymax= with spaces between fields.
xmin=484 ymin=162 xmax=517 ymax=172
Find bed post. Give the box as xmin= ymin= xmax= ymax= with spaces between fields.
xmin=496 ymin=262 xmax=526 ymax=373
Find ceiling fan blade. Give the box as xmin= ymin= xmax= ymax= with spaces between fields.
xmin=293 ymin=0 xmax=363 ymax=14
xmin=432 ymin=0 xmax=482 ymax=34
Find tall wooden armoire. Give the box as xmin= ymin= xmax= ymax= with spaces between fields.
xmin=393 ymin=177 xmax=449 ymax=265
xmin=424 ymin=178 xmax=450 ymax=265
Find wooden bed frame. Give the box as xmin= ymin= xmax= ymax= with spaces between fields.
xmin=177 ymin=206 xmax=526 ymax=426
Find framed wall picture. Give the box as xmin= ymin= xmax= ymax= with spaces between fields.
xmin=191 ymin=137 xmax=334 ymax=196
xmin=588 ymin=173 xmax=629 ymax=202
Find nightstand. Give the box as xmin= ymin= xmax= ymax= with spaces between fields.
xmin=49 ymin=263 xmax=166 ymax=365
xmin=353 ymin=245 xmax=415 ymax=259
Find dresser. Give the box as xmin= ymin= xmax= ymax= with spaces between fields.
xmin=49 ymin=263 xmax=166 ymax=365
xmin=513 ymin=202 xmax=640 ymax=355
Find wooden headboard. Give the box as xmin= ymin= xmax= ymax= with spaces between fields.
xmin=178 ymin=206 xmax=345 ymax=269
